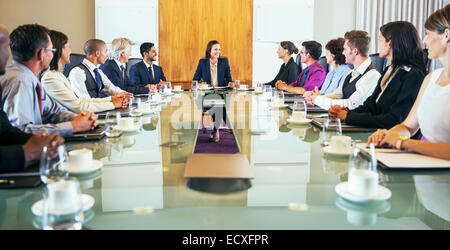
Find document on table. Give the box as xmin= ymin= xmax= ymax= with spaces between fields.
xmin=358 ymin=143 xmax=450 ymax=169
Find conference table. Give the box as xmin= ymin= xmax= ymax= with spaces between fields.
xmin=0 ymin=90 xmax=449 ymax=230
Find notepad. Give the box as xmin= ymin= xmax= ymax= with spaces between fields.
xmin=358 ymin=143 xmax=450 ymax=169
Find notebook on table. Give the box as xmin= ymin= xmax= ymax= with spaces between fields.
xmin=310 ymin=117 xmax=377 ymax=132
xmin=64 ymin=125 xmax=107 ymax=142
xmin=358 ymin=143 xmax=450 ymax=169
xmin=0 ymin=164 xmax=42 ymax=188
xmin=288 ymin=104 xmax=328 ymax=113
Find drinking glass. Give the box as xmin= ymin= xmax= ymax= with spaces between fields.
xmin=105 ymin=112 xmax=122 ymax=138
xmin=41 ymin=178 xmax=84 ymax=230
xmin=192 ymin=80 xmax=198 ymax=92
xmin=274 ymin=90 xmax=284 ymax=105
xmin=321 ymin=118 xmax=342 ymax=146
xmin=292 ymin=100 xmax=307 ymax=120
xmin=234 ymin=80 xmax=240 ymax=89
xmin=40 ymin=145 xmax=69 ymax=184
xmin=166 ymin=81 xmax=172 ymax=90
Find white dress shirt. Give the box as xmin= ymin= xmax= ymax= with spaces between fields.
xmin=314 ymin=58 xmax=381 ymax=110
xmin=143 ymin=60 xmax=154 ymax=80
xmin=68 ymin=58 xmax=124 ymax=100
xmin=41 ymin=70 xmax=115 ymax=113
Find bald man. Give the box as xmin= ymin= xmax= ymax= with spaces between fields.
xmin=0 ymin=24 xmax=64 ymax=172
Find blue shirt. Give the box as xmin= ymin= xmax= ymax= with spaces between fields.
xmin=0 ymin=62 xmax=76 ymax=136
xmin=319 ymin=64 xmax=351 ymax=95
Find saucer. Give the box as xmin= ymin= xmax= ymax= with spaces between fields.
xmin=31 ymin=194 xmax=95 ymax=216
xmin=199 ymin=87 xmax=212 ymax=90
xmin=112 ymin=125 xmax=140 ymax=133
xmin=287 ymin=118 xmax=311 ymax=125
xmin=323 ymin=146 xmax=352 ymax=156
xmin=253 ymin=90 xmax=263 ymax=94
xmin=238 ymin=88 xmax=249 ymax=91
xmin=335 ymin=182 xmax=392 ymax=203
xmin=173 ymin=89 xmax=184 ymax=93
xmin=59 ymin=160 xmax=103 ymax=174
xmin=270 ymin=103 xmax=288 ymax=108
xmin=135 ymin=108 xmax=157 ymax=115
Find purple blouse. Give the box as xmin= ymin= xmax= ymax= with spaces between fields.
xmin=289 ymin=61 xmax=327 ymax=91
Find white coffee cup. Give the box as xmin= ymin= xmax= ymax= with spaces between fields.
xmin=348 ymin=169 xmax=379 ymax=196
xmin=292 ymin=111 xmax=306 ymax=121
xmin=174 ymin=85 xmax=182 ymax=91
xmin=68 ymin=148 xmax=93 ymax=169
xmin=240 ymin=84 xmax=248 ymax=90
xmin=118 ymin=117 xmax=134 ymax=130
xmin=254 ymin=86 xmax=262 ymax=92
xmin=46 ymin=179 xmax=82 ymax=213
xmin=330 ymin=135 xmax=352 ymax=152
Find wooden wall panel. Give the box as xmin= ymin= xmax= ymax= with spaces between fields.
xmin=159 ymin=0 xmax=253 ymax=85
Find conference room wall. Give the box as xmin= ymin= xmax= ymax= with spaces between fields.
xmin=0 ymin=0 xmax=95 ymax=66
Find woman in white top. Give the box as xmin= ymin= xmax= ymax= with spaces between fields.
xmin=41 ymin=30 xmax=126 ymax=113
xmin=368 ymin=5 xmax=450 ymax=160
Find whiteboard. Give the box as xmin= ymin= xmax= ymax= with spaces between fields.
xmin=255 ymin=0 xmax=314 ymax=43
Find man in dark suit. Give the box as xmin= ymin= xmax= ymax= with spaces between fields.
xmin=0 ymin=24 xmax=63 ymax=172
xmin=129 ymin=42 xmax=167 ymax=93
xmin=100 ymin=38 xmax=151 ymax=95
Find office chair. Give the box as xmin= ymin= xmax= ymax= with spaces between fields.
xmin=126 ymin=58 xmax=143 ymax=79
xmin=295 ymin=54 xmax=303 ymax=73
xmin=318 ymin=56 xmax=329 ymax=73
xmin=63 ymin=53 xmax=86 ymax=77
xmin=369 ymin=53 xmax=387 ymax=73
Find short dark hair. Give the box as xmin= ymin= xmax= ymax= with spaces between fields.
xmin=380 ymin=21 xmax=425 ymax=73
xmin=83 ymin=39 xmax=106 ymax=56
xmin=9 ymin=24 xmax=50 ymax=63
xmin=280 ymin=41 xmax=299 ymax=55
xmin=140 ymin=42 xmax=154 ymax=58
xmin=344 ymin=30 xmax=370 ymax=57
xmin=48 ymin=30 xmax=68 ymax=71
xmin=205 ymin=40 xmax=220 ymax=59
xmin=325 ymin=38 xmax=346 ymax=65
xmin=302 ymin=41 xmax=322 ymax=60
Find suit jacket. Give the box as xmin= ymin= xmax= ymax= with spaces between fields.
xmin=346 ymin=65 xmax=425 ymax=129
xmin=193 ymin=57 xmax=232 ymax=86
xmin=100 ymin=59 xmax=150 ymax=95
xmin=0 ymin=84 xmax=32 ymax=172
xmin=129 ymin=61 xmax=167 ymax=92
xmin=265 ymin=57 xmax=299 ymax=87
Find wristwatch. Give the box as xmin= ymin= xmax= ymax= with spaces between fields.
xmin=396 ymin=136 xmax=409 ymax=149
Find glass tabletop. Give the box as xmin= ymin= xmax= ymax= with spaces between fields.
xmin=0 ymin=91 xmax=449 ymax=230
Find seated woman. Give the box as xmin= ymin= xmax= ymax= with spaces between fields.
xmin=304 ymin=38 xmax=351 ymax=98
xmin=41 ymin=30 xmax=127 ymax=113
xmin=368 ymin=6 xmax=450 ymax=160
xmin=328 ymin=21 xmax=426 ymax=129
xmin=264 ymin=41 xmax=299 ymax=87
xmin=193 ymin=40 xmax=233 ymax=142
xmin=303 ymin=30 xmax=381 ymax=110
xmin=275 ymin=40 xmax=326 ymax=94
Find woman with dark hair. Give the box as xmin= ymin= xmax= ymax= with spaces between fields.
xmin=264 ymin=41 xmax=299 ymax=87
xmin=329 ymin=21 xmax=426 ymax=129
xmin=368 ymin=5 xmax=450 ymax=160
xmin=41 ymin=30 xmax=126 ymax=113
xmin=304 ymin=38 xmax=351 ymax=100
xmin=193 ymin=40 xmax=233 ymax=88
xmin=193 ymin=40 xmax=233 ymax=142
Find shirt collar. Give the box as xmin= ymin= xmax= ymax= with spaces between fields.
xmin=114 ymin=59 xmax=125 ymax=69
xmin=354 ymin=57 xmax=372 ymax=75
xmin=13 ymin=61 xmax=40 ymax=86
xmin=143 ymin=60 xmax=152 ymax=69
xmin=306 ymin=61 xmax=320 ymax=70
xmin=83 ymin=58 xmax=99 ymax=71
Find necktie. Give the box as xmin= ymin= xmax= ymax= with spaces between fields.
xmin=35 ymin=84 xmax=42 ymax=115
xmin=93 ymin=68 xmax=102 ymax=90
xmin=300 ymin=68 xmax=309 ymax=87
xmin=148 ymin=66 xmax=154 ymax=83
xmin=120 ymin=65 xmax=126 ymax=81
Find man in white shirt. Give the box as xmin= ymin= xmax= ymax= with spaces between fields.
xmin=68 ymin=39 xmax=133 ymax=102
xmin=305 ymin=30 xmax=381 ymax=111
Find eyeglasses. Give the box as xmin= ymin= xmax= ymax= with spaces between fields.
xmin=300 ymin=51 xmax=309 ymax=55
xmin=42 ymin=47 xmax=56 ymax=53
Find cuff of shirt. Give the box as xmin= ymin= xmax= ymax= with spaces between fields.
xmin=58 ymin=121 xmax=74 ymax=137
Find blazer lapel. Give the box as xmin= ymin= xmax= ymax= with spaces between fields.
xmin=140 ymin=62 xmax=151 ymax=83
xmin=377 ymin=68 xmax=405 ymax=106
xmin=217 ymin=58 xmax=224 ymax=86
xmin=205 ymin=59 xmax=211 ymax=84
xmin=111 ymin=60 xmax=123 ymax=82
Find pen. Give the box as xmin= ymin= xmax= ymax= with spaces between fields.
xmin=0 ymin=179 xmax=15 ymax=184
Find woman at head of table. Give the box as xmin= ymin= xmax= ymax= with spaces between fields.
xmin=263 ymin=41 xmax=300 ymax=88
xmin=367 ymin=5 xmax=450 ymax=160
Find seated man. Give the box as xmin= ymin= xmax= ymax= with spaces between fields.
xmin=68 ymin=39 xmax=133 ymax=100
xmin=0 ymin=23 xmax=64 ymax=171
xmin=0 ymin=24 xmax=97 ymax=137
xmin=129 ymin=42 xmax=166 ymax=92
xmin=100 ymin=37 xmax=152 ymax=95
xmin=276 ymin=41 xmax=326 ymax=94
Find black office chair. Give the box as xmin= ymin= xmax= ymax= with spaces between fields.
xmin=318 ymin=56 xmax=329 ymax=73
xmin=126 ymin=58 xmax=143 ymax=79
xmin=295 ymin=54 xmax=303 ymax=73
xmin=369 ymin=53 xmax=387 ymax=73
xmin=63 ymin=53 xmax=86 ymax=77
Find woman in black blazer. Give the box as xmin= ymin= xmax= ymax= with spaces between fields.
xmin=329 ymin=21 xmax=426 ymax=129
xmin=264 ymin=41 xmax=300 ymax=87
xmin=193 ymin=40 xmax=233 ymax=142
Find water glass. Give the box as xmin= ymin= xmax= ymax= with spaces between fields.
xmin=234 ymin=80 xmax=240 ymax=89
xmin=105 ymin=112 xmax=122 ymax=138
xmin=40 ymin=145 xmax=69 ymax=184
xmin=192 ymin=80 xmax=198 ymax=92
xmin=322 ymin=118 xmax=342 ymax=146
xmin=41 ymin=178 xmax=84 ymax=230
xmin=292 ymin=100 xmax=307 ymax=121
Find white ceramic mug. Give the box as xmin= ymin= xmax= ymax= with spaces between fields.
xmin=46 ymin=179 xmax=82 ymax=213
xmin=292 ymin=111 xmax=306 ymax=121
xmin=68 ymin=148 xmax=93 ymax=169
xmin=330 ymin=135 xmax=352 ymax=151
xmin=348 ymin=169 xmax=379 ymax=196
xmin=118 ymin=117 xmax=134 ymax=130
